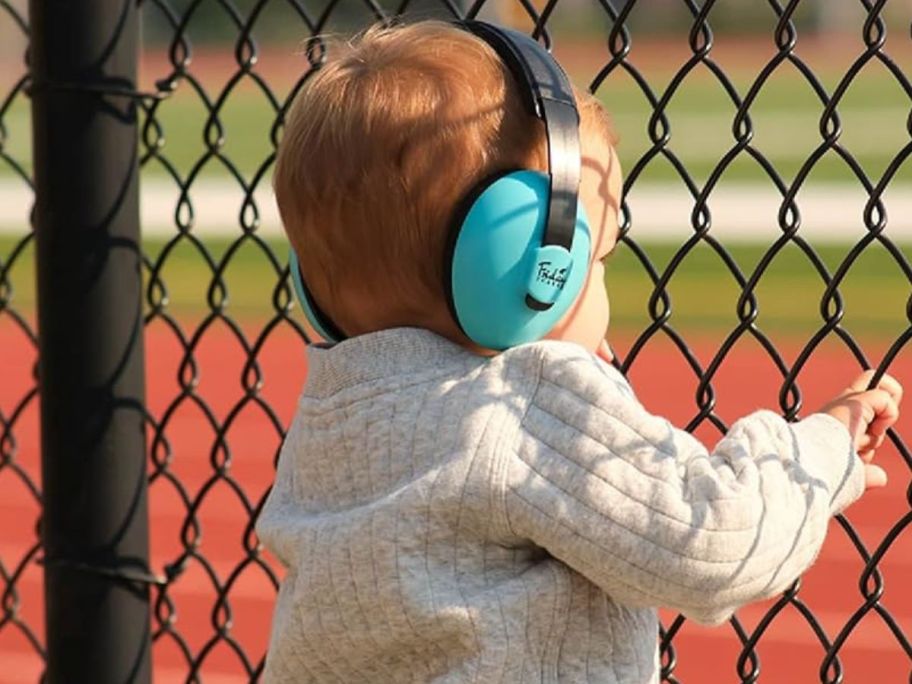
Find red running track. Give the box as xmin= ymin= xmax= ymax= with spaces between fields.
xmin=1 ymin=321 xmax=909 ymax=683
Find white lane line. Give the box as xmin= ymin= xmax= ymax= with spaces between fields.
xmin=2 ymin=179 xmax=911 ymax=242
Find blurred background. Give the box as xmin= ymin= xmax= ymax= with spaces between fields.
xmin=1 ymin=0 xmax=910 ymax=682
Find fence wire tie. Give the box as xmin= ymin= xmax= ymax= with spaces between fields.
xmin=25 ymin=79 xmax=173 ymax=103
xmin=36 ymin=556 xmax=168 ymax=587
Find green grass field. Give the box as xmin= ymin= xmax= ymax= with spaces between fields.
xmin=2 ymin=46 xmax=910 ymax=186
xmin=2 ymin=235 xmax=909 ymax=342
xmin=2 ymin=36 xmax=910 ymax=343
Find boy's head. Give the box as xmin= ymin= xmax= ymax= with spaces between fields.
xmin=274 ymin=20 xmax=621 ymax=353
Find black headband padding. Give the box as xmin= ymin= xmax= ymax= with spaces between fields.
xmin=462 ymin=21 xmax=581 ymax=252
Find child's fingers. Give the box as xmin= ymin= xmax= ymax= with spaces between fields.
xmin=836 ymin=389 xmax=898 ymax=453
xmin=866 ymin=390 xmax=900 ymax=438
xmin=847 ymin=370 xmax=877 ymax=394
xmin=819 ymin=388 xmax=900 ymax=452
xmin=856 ymin=431 xmax=887 ymax=460
xmin=874 ymin=373 xmax=903 ymax=405
xmin=864 ymin=463 xmax=888 ymax=489
xmin=845 ymin=371 xmax=903 ymax=402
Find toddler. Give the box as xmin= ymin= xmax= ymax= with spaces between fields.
xmin=257 ymin=20 xmax=901 ymax=683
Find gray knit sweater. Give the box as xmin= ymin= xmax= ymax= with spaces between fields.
xmin=257 ymin=327 xmax=862 ymax=683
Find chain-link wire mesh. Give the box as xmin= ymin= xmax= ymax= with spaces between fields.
xmin=0 ymin=0 xmax=44 ymax=680
xmin=2 ymin=0 xmax=911 ymax=681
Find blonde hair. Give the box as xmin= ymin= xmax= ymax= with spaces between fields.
xmin=274 ymin=20 xmax=614 ymax=338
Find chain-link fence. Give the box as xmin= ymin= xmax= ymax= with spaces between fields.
xmin=1 ymin=0 xmax=911 ymax=681
xmin=0 ymin=0 xmax=44 ymax=679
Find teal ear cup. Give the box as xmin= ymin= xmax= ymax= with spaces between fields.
xmin=289 ymin=249 xmax=341 ymax=343
xmin=448 ymin=170 xmax=591 ymax=350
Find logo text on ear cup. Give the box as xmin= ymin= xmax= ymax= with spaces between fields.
xmin=535 ymin=261 xmax=568 ymax=289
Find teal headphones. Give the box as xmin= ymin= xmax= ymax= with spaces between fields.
xmin=289 ymin=20 xmax=591 ymax=350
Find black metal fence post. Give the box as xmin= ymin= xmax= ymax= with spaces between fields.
xmin=29 ymin=0 xmax=151 ymax=682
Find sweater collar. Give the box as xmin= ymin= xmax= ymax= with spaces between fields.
xmin=304 ymin=327 xmax=475 ymax=397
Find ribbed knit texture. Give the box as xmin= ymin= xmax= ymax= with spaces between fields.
xmin=257 ymin=327 xmax=863 ymax=683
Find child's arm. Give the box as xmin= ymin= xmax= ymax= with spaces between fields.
xmin=501 ymin=343 xmax=899 ymax=626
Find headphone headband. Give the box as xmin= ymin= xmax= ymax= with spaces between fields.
xmin=461 ymin=21 xmax=580 ymax=255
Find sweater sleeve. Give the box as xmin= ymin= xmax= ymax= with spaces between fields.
xmin=502 ymin=342 xmax=864 ymax=625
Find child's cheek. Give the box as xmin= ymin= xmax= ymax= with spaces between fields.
xmin=597 ymin=339 xmax=614 ymax=364
xmin=584 ymin=265 xmax=611 ymax=350
xmin=546 ymin=265 xmax=610 ymax=353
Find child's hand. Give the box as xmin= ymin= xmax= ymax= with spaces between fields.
xmin=819 ymin=371 xmax=902 ymax=489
